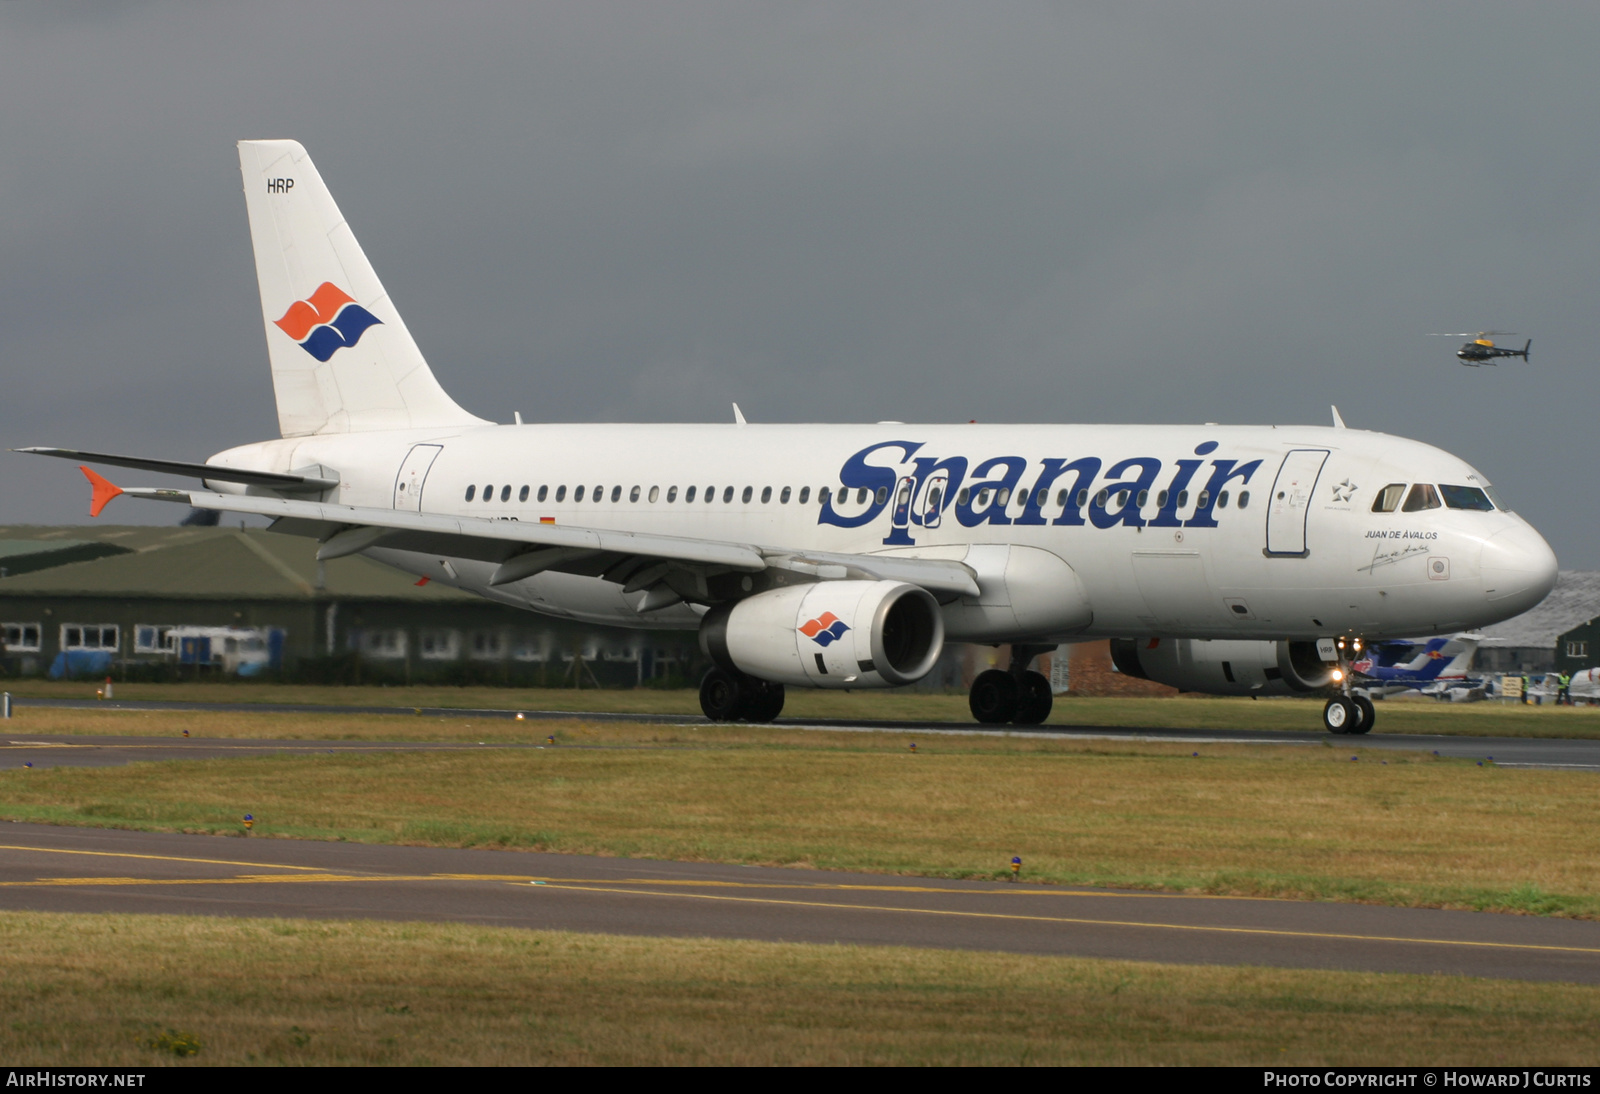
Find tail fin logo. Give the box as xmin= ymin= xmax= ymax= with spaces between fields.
xmin=274 ymin=282 xmax=383 ymax=362
xmin=798 ymin=612 xmax=850 ymax=647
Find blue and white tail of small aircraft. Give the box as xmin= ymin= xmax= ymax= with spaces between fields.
xmin=1351 ymin=633 xmax=1484 ymax=699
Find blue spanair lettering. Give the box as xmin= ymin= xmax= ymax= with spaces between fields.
xmin=908 ymin=455 xmax=968 ymax=526
xmin=820 ymin=441 xmax=922 ymax=529
xmin=1049 ymin=456 xmax=1102 ymax=526
xmin=955 ymin=456 xmax=1028 ymax=527
xmin=1149 ymin=442 xmax=1216 ymax=527
xmin=1186 ymin=458 xmax=1262 ymax=528
xmin=1017 ymin=457 xmax=1084 ymax=526
xmin=1088 ymin=457 xmax=1162 ymax=528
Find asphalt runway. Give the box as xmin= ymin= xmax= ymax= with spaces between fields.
xmin=1 ymin=822 xmax=1597 ymax=983
xmin=5 ymin=695 xmax=1600 ymax=770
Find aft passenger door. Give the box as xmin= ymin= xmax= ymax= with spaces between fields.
xmin=1264 ymin=449 xmax=1329 ymax=557
xmin=394 ymin=444 xmax=443 ymax=511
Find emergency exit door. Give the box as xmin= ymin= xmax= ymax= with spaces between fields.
xmin=1264 ymin=449 xmax=1329 ymax=557
xmin=394 ymin=444 xmax=443 ymax=511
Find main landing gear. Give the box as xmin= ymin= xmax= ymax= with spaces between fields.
xmin=699 ymin=667 xmax=785 ymax=723
xmin=1322 ymin=694 xmax=1375 ymax=735
xmin=969 ymin=645 xmax=1055 ymax=726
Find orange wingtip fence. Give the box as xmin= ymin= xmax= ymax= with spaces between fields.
xmin=79 ymin=466 xmax=123 ymax=518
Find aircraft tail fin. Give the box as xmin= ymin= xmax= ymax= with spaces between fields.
xmin=238 ymin=140 xmax=487 ymax=438
xmin=1521 ymin=338 xmax=1532 ymax=361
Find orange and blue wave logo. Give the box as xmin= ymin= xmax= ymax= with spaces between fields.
xmin=799 ymin=612 xmax=850 ymax=647
xmin=274 ymin=283 xmax=382 ymax=362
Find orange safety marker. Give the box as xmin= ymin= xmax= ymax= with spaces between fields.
xmin=79 ymin=466 xmax=123 ymax=518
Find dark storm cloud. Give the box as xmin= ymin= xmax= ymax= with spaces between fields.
xmin=2 ymin=3 xmax=1597 ymax=563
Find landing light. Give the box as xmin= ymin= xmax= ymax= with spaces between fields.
xmin=1331 ymin=669 xmax=1344 ymax=682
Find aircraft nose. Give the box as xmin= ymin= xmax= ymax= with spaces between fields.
xmin=1480 ymin=521 xmax=1558 ymax=617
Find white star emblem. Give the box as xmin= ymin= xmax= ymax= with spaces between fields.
xmin=1331 ymin=479 xmax=1356 ymax=503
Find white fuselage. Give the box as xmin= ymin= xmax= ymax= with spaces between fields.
xmin=206 ymin=420 xmax=1558 ymax=645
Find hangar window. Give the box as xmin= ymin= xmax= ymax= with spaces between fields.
xmin=574 ymin=485 xmax=585 ymax=502
xmin=1402 ymin=483 xmax=1441 ymax=512
xmin=3 ymin=623 xmax=42 ymax=652
xmin=360 ymin=629 xmax=406 ymax=659
xmin=1440 ymin=484 xmax=1494 ymax=511
xmin=519 ymin=485 xmax=529 ymax=502
xmin=799 ymin=486 xmax=811 ymax=503
xmin=501 ymin=485 xmax=511 ymax=502
xmin=538 ymin=485 xmax=548 ymax=502
xmin=631 ymin=486 xmax=642 ymax=502
xmin=62 ymin=625 xmax=118 ymax=651
xmin=1567 ymin=641 xmax=1588 ymax=659
xmin=723 ymin=486 xmax=735 ymax=503
xmin=470 ymin=631 xmax=505 ymax=660
xmin=134 ymin=625 xmax=173 ymax=655
xmin=555 ymin=485 xmax=567 ymax=502
xmin=780 ymin=486 xmax=790 ymax=503
xmin=418 ymin=629 xmax=461 ymax=661
xmin=464 ymin=485 xmax=476 ymax=502
xmin=742 ymin=486 xmax=753 ymax=503
xmin=1371 ymin=483 xmax=1406 ymax=513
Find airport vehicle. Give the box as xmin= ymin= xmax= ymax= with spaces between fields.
xmin=18 ymin=141 xmax=1560 ymax=733
xmin=1349 ymin=632 xmax=1485 ymax=702
xmin=1430 ymin=332 xmax=1532 ymax=366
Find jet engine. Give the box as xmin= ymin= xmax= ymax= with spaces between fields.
xmin=701 ymin=580 xmax=944 ymax=689
xmin=1109 ymin=638 xmax=1336 ymax=696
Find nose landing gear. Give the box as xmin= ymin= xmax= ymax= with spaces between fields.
xmin=969 ymin=645 xmax=1055 ymax=725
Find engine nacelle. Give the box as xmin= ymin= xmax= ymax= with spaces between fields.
xmin=1109 ymin=638 xmax=1336 ymax=696
xmin=701 ymin=580 xmax=944 ymax=689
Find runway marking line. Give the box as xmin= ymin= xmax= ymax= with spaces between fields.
xmin=0 ymin=843 xmax=327 ymax=872
xmin=4 ymin=854 xmax=1599 ymax=958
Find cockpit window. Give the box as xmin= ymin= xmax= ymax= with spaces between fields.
xmin=1371 ymin=483 xmax=1406 ymax=513
xmin=1401 ymin=483 xmax=1441 ymax=512
xmin=1482 ymin=484 xmax=1511 ymax=512
xmin=1440 ymin=484 xmax=1494 ymax=511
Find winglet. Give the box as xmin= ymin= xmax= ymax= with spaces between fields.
xmin=1331 ymin=405 xmax=1347 ymax=429
xmin=79 ymin=465 xmax=124 ymax=517
xmin=732 ymin=403 xmax=747 ymax=426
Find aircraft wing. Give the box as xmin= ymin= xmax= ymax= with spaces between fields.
xmin=116 ymin=486 xmax=981 ymax=602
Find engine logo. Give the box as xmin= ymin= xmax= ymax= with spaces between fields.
xmin=799 ymin=612 xmax=850 ymax=647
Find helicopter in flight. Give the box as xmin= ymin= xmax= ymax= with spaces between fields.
xmin=1429 ymin=331 xmax=1531 ymax=366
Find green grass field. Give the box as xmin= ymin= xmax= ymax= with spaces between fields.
xmin=2 ymin=709 xmax=1593 ymax=917
xmin=5 ymin=913 xmax=1598 ymax=1066
xmin=7 ymin=679 xmax=1600 ymax=738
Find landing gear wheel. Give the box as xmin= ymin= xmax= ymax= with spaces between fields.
xmin=1012 ymin=671 xmax=1053 ymax=725
xmin=1322 ymin=697 xmax=1357 ymax=734
xmin=744 ymin=680 xmax=786 ymax=723
xmin=970 ymin=669 xmax=1020 ymax=724
xmin=1350 ymin=695 xmax=1375 ymax=735
xmin=699 ymin=668 xmax=749 ymax=722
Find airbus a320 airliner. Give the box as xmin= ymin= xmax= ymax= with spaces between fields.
xmin=20 ymin=140 xmax=1559 ymax=734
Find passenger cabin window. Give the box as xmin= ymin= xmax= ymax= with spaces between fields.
xmin=799 ymin=487 xmax=810 ymax=504
xmin=538 ymin=485 xmax=548 ymax=502
xmin=1217 ymin=491 xmax=1230 ymax=509
xmin=876 ymin=487 xmax=889 ymax=505
xmin=742 ymin=486 xmax=753 ymax=503
xmin=1402 ymin=483 xmax=1441 ymax=512
xmin=1371 ymin=483 xmax=1406 ymax=513
xmin=501 ymin=485 xmax=511 ymax=502
xmin=483 ymin=484 xmax=493 ymax=500
xmin=706 ymin=486 xmax=716 ymax=503
xmin=519 ymin=485 xmax=529 ymax=502
xmin=646 ymin=486 xmax=657 ymax=503
xmin=857 ymin=488 xmax=868 ymax=504
xmin=1238 ymin=491 xmax=1250 ymax=509
xmin=819 ymin=487 xmax=832 ymax=505
xmin=761 ymin=486 xmax=772 ymax=503
xmin=464 ymin=485 xmax=476 ymax=501
xmin=668 ymin=486 xmax=679 ymax=502
xmin=630 ymin=486 xmax=641 ymax=502
xmin=723 ymin=486 xmax=734 ymax=503
xmin=1136 ymin=490 xmax=1148 ymax=508
xmin=575 ymin=486 xmax=586 ymax=502
xmin=780 ymin=486 xmax=790 ymax=503
xmin=1440 ymin=484 xmax=1494 ymax=511
xmin=611 ymin=485 xmax=621 ymax=502
xmin=555 ymin=485 xmax=567 ymax=502
xmin=595 ymin=485 xmax=605 ymax=502
xmin=1076 ymin=489 xmax=1088 ymax=507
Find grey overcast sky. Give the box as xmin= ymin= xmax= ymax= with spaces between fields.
xmin=3 ymin=3 xmax=1598 ymax=563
